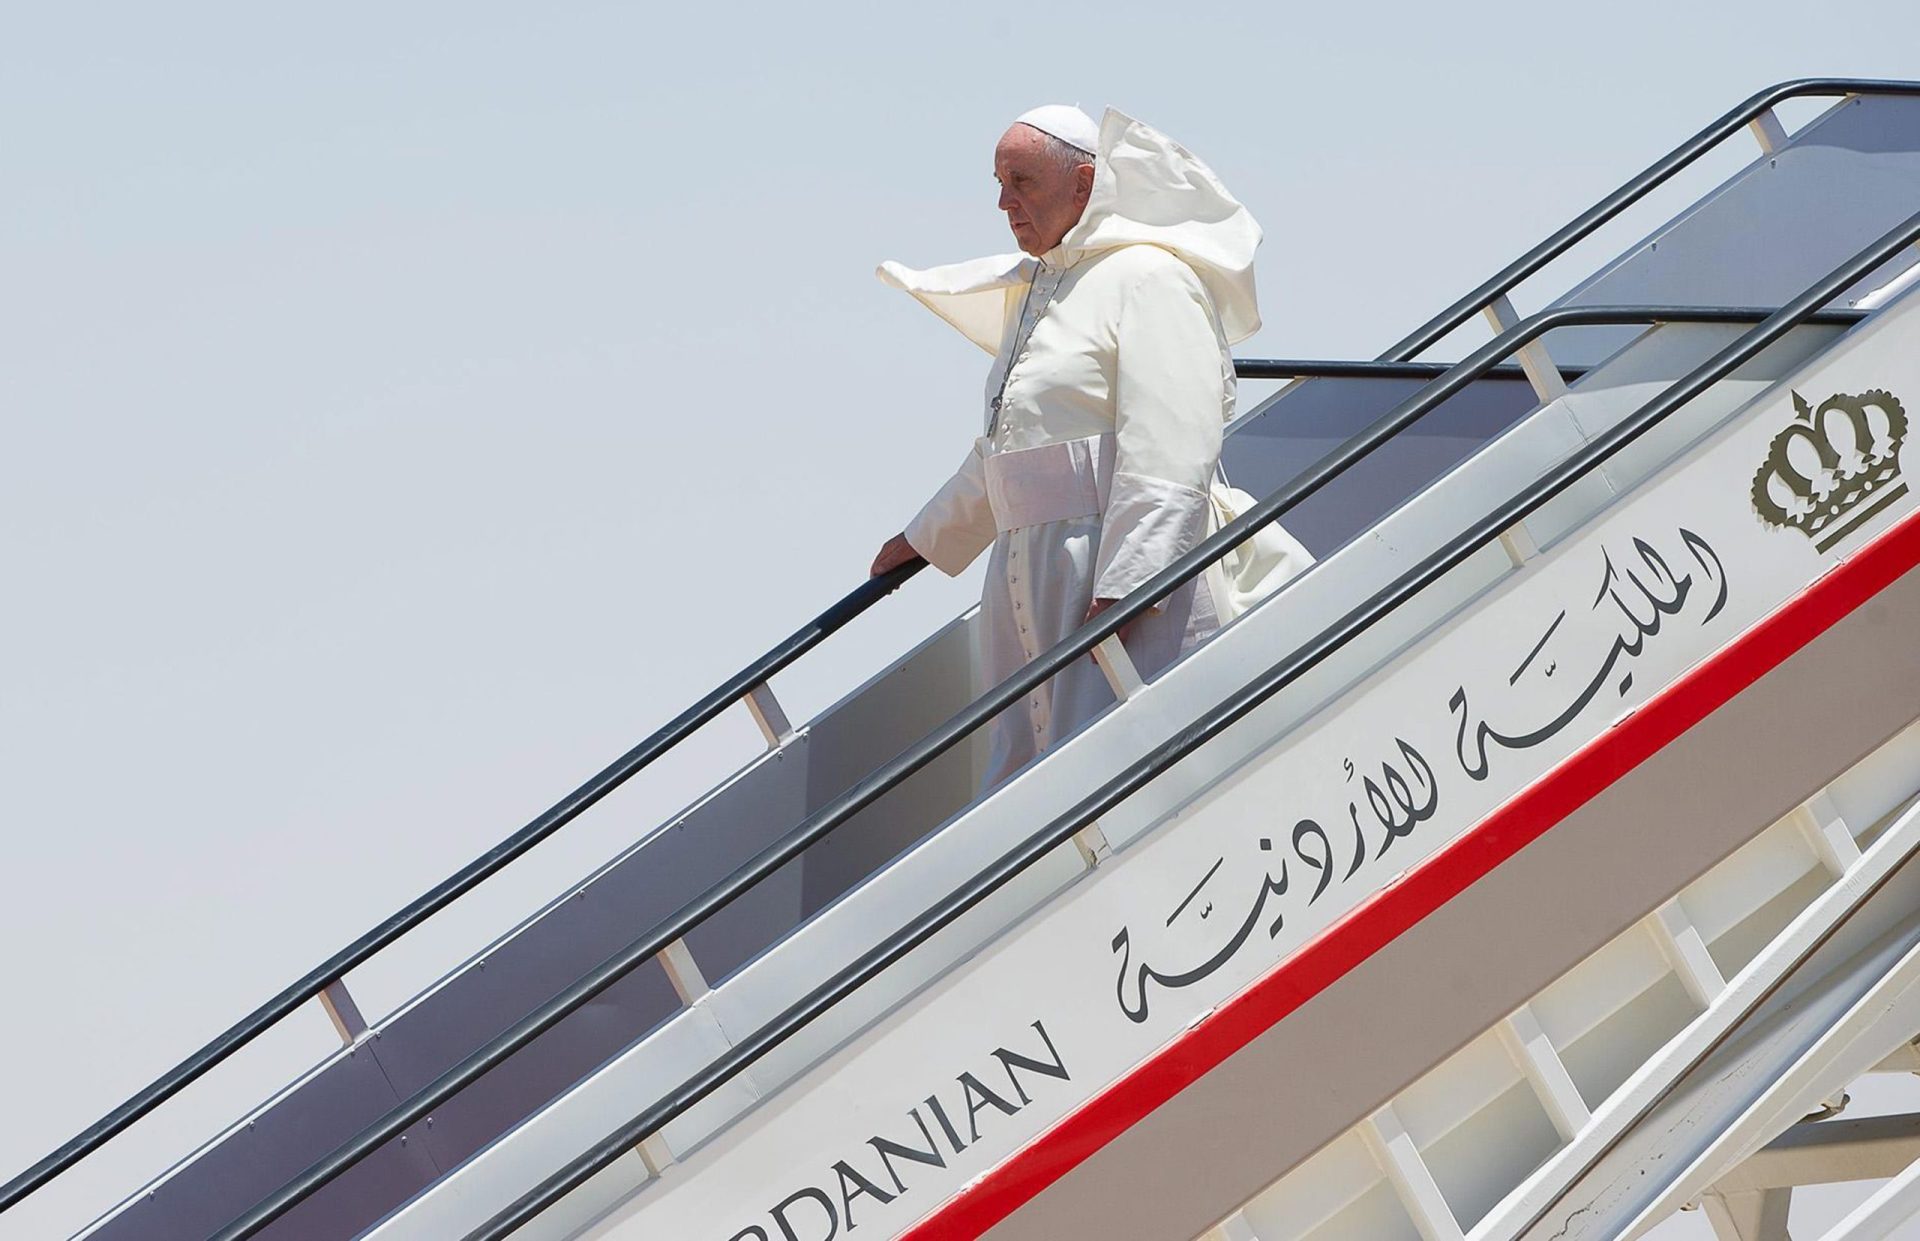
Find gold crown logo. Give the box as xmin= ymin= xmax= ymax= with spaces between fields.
xmin=1751 ymin=387 xmax=1907 ymax=551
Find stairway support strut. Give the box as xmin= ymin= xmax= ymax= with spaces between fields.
xmin=1483 ymin=296 xmax=1568 ymax=405
xmin=1649 ymin=899 xmax=1730 ymax=1009
xmin=1748 ymin=108 xmax=1792 ymax=156
xmin=1498 ymin=521 xmax=1541 ymax=567
xmin=1202 ymin=1210 xmax=1258 ymax=1241
xmin=1797 ymin=790 xmax=1864 ymax=879
xmin=1499 ymin=1004 xmax=1592 ymax=1143
xmin=317 ymin=980 xmax=368 ymax=1045
xmin=635 ymin=1132 xmax=675 ymax=1177
xmin=742 ymin=682 xmax=794 ymax=749
xmin=1093 ymin=636 xmax=1147 ymax=701
xmin=1360 ymin=1104 xmax=1465 ymax=1241
xmin=1702 ymin=1186 xmax=1793 ymax=1241
xmin=656 ymin=939 xmax=710 ymax=1006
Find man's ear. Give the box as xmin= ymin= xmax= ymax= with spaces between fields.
xmin=1075 ymin=161 xmax=1095 ymax=204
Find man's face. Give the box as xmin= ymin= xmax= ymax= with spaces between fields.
xmin=994 ymin=124 xmax=1095 ymax=256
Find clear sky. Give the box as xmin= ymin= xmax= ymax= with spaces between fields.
xmin=6 ymin=3 xmax=1920 ymax=1237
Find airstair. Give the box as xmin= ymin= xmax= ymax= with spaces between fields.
xmin=12 ymin=79 xmax=1920 ymax=1241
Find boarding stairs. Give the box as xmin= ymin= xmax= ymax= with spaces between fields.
xmin=12 ymin=80 xmax=1920 ymax=1241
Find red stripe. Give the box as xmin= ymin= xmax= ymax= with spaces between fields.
xmin=900 ymin=505 xmax=1920 ymax=1240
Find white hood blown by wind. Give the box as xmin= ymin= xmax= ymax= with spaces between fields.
xmin=878 ymin=109 xmax=1262 ymax=350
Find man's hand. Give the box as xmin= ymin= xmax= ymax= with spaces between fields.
xmin=1084 ymin=596 xmax=1121 ymax=625
xmin=871 ymin=532 xmax=921 ymax=577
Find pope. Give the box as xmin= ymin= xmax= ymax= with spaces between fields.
xmin=871 ymin=105 xmax=1306 ymax=789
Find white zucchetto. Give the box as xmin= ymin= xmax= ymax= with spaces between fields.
xmin=1012 ymin=104 xmax=1099 ymax=155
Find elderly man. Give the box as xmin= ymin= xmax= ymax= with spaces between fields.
xmin=872 ymin=105 xmax=1292 ymax=789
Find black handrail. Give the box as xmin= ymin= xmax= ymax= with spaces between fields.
xmin=0 ymin=560 xmax=925 ymax=1213
xmin=206 ymin=297 xmax=1873 ymax=1238
xmin=1381 ymin=77 xmax=1920 ymax=362
xmin=1235 ymin=359 xmax=1587 ymax=382
xmin=473 ymin=210 xmax=1920 ymax=1240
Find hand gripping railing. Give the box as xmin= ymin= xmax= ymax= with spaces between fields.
xmin=200 ymin=277 xmax=1891 ymax=1237
xmin=459 ymin=216 xmax=1920 ymax=1241
xmin=1381 ymin=77 xmax=1920 ymax=363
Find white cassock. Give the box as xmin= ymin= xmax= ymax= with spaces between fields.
xmin=882 ymin=110 xmax=1310 ymax=790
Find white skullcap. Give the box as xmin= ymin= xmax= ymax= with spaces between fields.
xmin=1012 ymin=104 xmax=1099 ymax=155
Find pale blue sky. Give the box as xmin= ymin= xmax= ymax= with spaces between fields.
xmin=6 ymin=3 xmax=1920 ymax=1236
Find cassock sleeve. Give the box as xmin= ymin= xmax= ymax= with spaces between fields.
xmin=1092 ymin=256 xmax=1228 ymax=604
xmin=904 ymin=436 xmax=998 ymax=576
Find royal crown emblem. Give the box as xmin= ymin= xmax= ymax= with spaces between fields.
xmin=1750 ymin=387 xmax=1908 ymax=551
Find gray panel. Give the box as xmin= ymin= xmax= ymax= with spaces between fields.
xmin=1549 ymin=94 xmax=1920 ymax=365
xmin=87 ymin=1046 xmax=438 ymax=1241
xmin=789 ymin=617 xmax=979 ymax=917
xmin=368 ymin=912 xmax=683 ymax=1174
xmin=686 ymin=619 xmax=981 ymax=976
xmin=390 ymin=968 xmax=683 ymax=1175
xmin=607 ymin=733 xmax=815 ymax=985
xmin=1221 ymin=374 xmax=1546 ymax=555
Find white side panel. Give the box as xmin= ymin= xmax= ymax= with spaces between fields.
xmin=563 ymin=256 xmax=1920 ymax=1241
